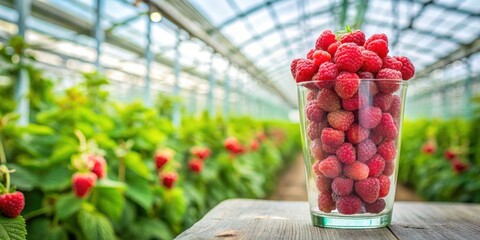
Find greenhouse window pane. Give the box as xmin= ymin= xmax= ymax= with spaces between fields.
xmin=188 ymin=0 xmax=236 ymax=25
xmin=220 ymin=20 xmax=252 ymax=44
xmin=247 ymin=8 xmax=275 ymax=34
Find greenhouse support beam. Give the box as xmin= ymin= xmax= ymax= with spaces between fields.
xmin=464 ymin=58 xmax=473 ymax=119
xmin=207 ymin=54 xmax=215 ymax=115
xmin=14 ymin=0 xmax=31 ymax=126
xmin=172 ymin=29 xmax=182 ymax=126
xmin=144 ymin=16 xmax=153 ymax=106
xmin=223 ymin=63 xmax=231 ymax=119
xmin=94 ymin=0 xmax=104 ymax=70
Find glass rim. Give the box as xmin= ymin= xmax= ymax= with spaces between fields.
xmin=296 ymin=79 xmax=409 ymax=87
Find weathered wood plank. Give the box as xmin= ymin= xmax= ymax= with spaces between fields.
xmin=389 ymin=202 xmax=480 ymax=240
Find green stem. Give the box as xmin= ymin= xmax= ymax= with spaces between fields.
xmin=74 ymin=130 xmax=87 ymax=152
xmin=0 ymin=135 xmax=6 ymax=164
xmin=24 ymin=207 xmax=52 ymax=220
xmin=5 ymin=167 xmax=10 ymax=193
xmin=118 ymin=156 xmax=125 ymax=182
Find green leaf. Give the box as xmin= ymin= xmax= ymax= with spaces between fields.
xmin=55 ymin=194 xmax=83 ymax=220
xmin=40 ymin=166 xmax=72 ymax=191
xmin=22 ymin=124 xmax=55 ymax=135
xmin=124 ymin=152 xmax=151 ymax=179
xmin=129 ymin=218 xmax=172 ymax=240
xmin=78 ymin=210 xmax=115 ymax=240
xmin=26 ymin=218 xmax=68 ymax=240
xmin=8 ymin=164 xmax=37 ymax=191
xmin=0 ymin=215 xmax=27 ymax=240
xmin=125 ymin=176 xmax=153 ymax=211
xmin=92 ymin=186 xmax=125 ymax=221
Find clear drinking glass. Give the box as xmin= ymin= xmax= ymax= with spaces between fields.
xmin=297 ymin=79 xmax=408 ymax=228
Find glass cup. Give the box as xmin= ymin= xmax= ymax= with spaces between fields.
xmin=297 ymin=79 xmax=408 ymax=229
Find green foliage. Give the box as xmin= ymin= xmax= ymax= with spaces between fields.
xmin=0 ymin=215 xmax=26 ymax=240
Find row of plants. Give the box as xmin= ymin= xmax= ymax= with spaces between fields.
xmin=0 ymin=37 xmax=302 ymax=239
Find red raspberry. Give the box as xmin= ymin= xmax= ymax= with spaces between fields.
xmin=346 ymin=123 xmax=370 ymax=144
xmin=313 ymin=160 xmax=322 ymax=175
xmin=377 ymin=113 xmax=398 ymax=140
xmin=340 ymin=30 xmax=366 ymax=46
xmin=322 ymin=143 xmax=338 ymax=154
xmin=365 ymin=199 xmax=386 ymax=214
xmin=382 ymin=56 xmax=402 ymax=70
xmin=314 ymin=62 xmax=338 ymax=88
xmin=334 ymin=72 xmax=359 ymax=99
xmin=307 ymin=90 xmax=318 ymax=101
xmin=334 ymin=43 xmax=364 ymax=73
xmin=422 ymin=141 xmax=436 ymax=155
xmin=387 ymin=95 xmax=401 ymax=120
xmin=318 ymin=156 xmax=342 ymax=178
xmin=366 ymin=154 xmax=386 ymax=177
xmin=332 ymin=177 xmax=353 ymax=196
xmin=383 ymin=159 xmax=395 ymax=176
xmin=357 ymin=139 xmax=377 ymax=162
xmin=72 ymin=172 xmax=97 ymax=198
xmin=394 ymin=56 xmax=415 ymax=80
xmin=191 ymin=146 xmax=211 ymax=160
xmin=250 ymin=140 xmax=260 ymax=151
xmin=155 ymin=149 xmax=174 ymax=170
xmin=452 ymin=158 xmax=468 ymax=173
xmin=88 ymin=154 xmax=107 ymax=179
xmin=377 ymin=140 xmax=397 ymax=162
xmin=306 ymin=49 xmax=315 ymax=59
xmin=317 ymin=88 xmax=341 ymax=112
xmin=343 ymin=161 xmax=369 ymax=181
xmin=305 ymin=100 xmax=325 ymax=122
xmin=367 ymin=80 xmax=379 ymax=95
xmin=336 ymin=142 xmax=356 ymax=164
xmin=161 ymin=172 xmax=178 ymax=189
xmin=0 ymin=192 xmax=25 ymax=218
xmin=290 ymin=58 xmax=301 ymax=78
xmin=188 ymin=159 xmax=203 ymax=173
xmin=307 ymin=121 xmax=321 ymax=140
xmin=358 ymin=106 xmax=382 ymax=129
xmin=342 ymin=93 xmax=368 ymax=111
xmin=316 ymin=30 xmax=337 ymax=50
xmin=354 ymin=177 xmax=380 ymax=203
xmin=360 ymin=50 xmax=382 ymax=73
xmin=318 ymin=191 xmax=336 ymax=213
xmin=369 ymin=129 xmax=384 ymax=145
xmin=295 ymin=59 xmax=318 ymax=83
xmin=327 ymin=41 xmax=341 ymax=56
xmin=365 ymin=39 xmax=389 ymax=58
xmin=357 ymin=71 xmax=374 ymax=79
xmin=327 ymin=110 xmax=354 ymax=131
xmin=378 ymin=175 xmax=390 ymax=197
xmin=336 ymin=195 xmax=362 ymax=214
xmin=312 ymin=50 xmax=331 ymax=66
xmin=376 ymin=69 xmax=402 ymax=94
xmin=310 ymin=139 xmax=325 ymax=161
xmin=373 ymin=93 xmax=394 ymax=111
xmin=365 ymin=33 xmax=388 ymax=47
xmin=444 ymin=149 xmax=457 ymax=161
xmin=316 ymin=174 xmax=332 ymax=192
xmin=321 ymin=128 xmax=345 ymax=148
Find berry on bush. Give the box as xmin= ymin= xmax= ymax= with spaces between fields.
xmin=421 ymin=141 xmax=436 ymax=155
xmin=191 ymin=146 xmax=211 ymax=160
xmin=188 ymin=159 xmax=203 ymax=173
xmin=72 ymin=172 xmax=97 ymax=198
xmin=88 ymin=154 xmax=107 ymax=179
xmin=155 ymin=149 xmax=174 ymax=170
xmin=161 ymin=172 xmax=178 ymax=189
xmin=0 ymin=192 xmax=25 ymax=218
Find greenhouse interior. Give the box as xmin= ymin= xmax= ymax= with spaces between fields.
xmin=0 ymin=0 xmax=479 ymax=239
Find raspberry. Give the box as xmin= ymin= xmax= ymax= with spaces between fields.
xmin=250 ymin=140 xmax=260 ymax=151
xmin=322 ymin=143 xmax=338 ymax=153
xmin=334 ymin=43 xmax=364 ymax=73
xmin=307 ymin=121 xmax=321 ymax=140
xmin=318 ymin=156 xmax=342 ymax=178
xmin=342 ymin=93 xmax=368 ymax=111
xmin=316 ymin=174 xmax=332 ymax=192
xmin=316 ymin=30 xmax=337 ymax=50
xmin=332 ymin=177 xmax=353 ymax=196
xmin=305 ymin=100 xmax=325 ymax=122
xmin=369 ymin=129 xmax=384 ymax=145
xmin=310 ymin=138 xmax=325 ymax=161
xmin=317 ymin=88 xmax=341 ymax=112
xmin=387 ymin=95 xmax=401 ymax=120
xmin=346 ymin=123 xmax=370 ymax=144
xmin=314 ymin=62 xmax=338 ymax=89
xmin=357 ymin=139 xmax=377 ymax=162
xmin=365 ymin=39 xmax=389 ymax=58
xmin=360 ymin=50 xmax=382 ymax=73
xmin=354 ymin=177 xmax=380 ymax=203
xmin=365 ymin=199 xmax=386 ymax=214
xmin=383 ymin=159 xmax=395 ymax=176
xmin=306 ymin=49 xmax=315 ymax=59
xmin=444 ymin=149 xmax=457 ymax=160
xmin=357 ymin=71 xmax=374 ymax=79
xmin=0 ymin=192 xmax=25 ymax=218
xmin=321 ymin=128 xmax=345 ymax=148
xmin=376 ymin=69 xmax=402 ymax=94
xmin=295 ymin=59 xmax=318 ymax=83
xmin=366 ymin=154 xmax=386 ymax=177
xmin=367 ymin=80 xmax=379 ymax=95
xmin=72 ymin=172 xmax=97 ymax=198
xmin=340 ymin=30 xmax=366 ymax=46
xmin=394 ymin=56 xmax=415 ymax=80
xmin=290 ymin=58 xmax=301 ymax=78
xmin=188 ymin=159 xmax=203 ymax=173
xmin=155 ymin=149 xmax=174 ymax=170
xmin=373 ymin=93 xmax=394 ymax=111
xmin=334 ymin=72 xmax=359 ymax=99
xmin=377 ymin=140 xmax=397 ymax=162
xmin=318 ymin=191 xmax=336 ymax=213
xmin=364 ymin=33 xmax=388 ymax=47
xmin=378 ymin=175 xmax=390 ymax=197
xmin=377 ymin=113 xmax=398 ymax=140
xmin=343 ymin=161 xmax=369 ymax=181
xmin=312 ymin=50 xmax=332 ymax=66
xmin=336 ymin=142 xmax=356 ymax=164
xmin=327 ymin=110 xmax=354 ymax=131
xmin=88 ymin=154 xmax=107 ymax=179
xmin=336 ymin=195 xmax=362 ymax=214
xmin=382 ymin=56 xmax=402 ymax=71
xmin=358 ymin=106 xmax=382 ymax=129
xmin=307 ymin=90 xmax=318 ymax=101
xmin=191 ymin=146 xmax=211 ymax=160
xmin=161 ymin=172 xmax=178 ymax=189
xmin=327 ymin=41 xmax=341 ymax=56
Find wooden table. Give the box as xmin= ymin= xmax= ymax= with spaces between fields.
xmin=176 ymin=199 xmax=480 ymax=240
